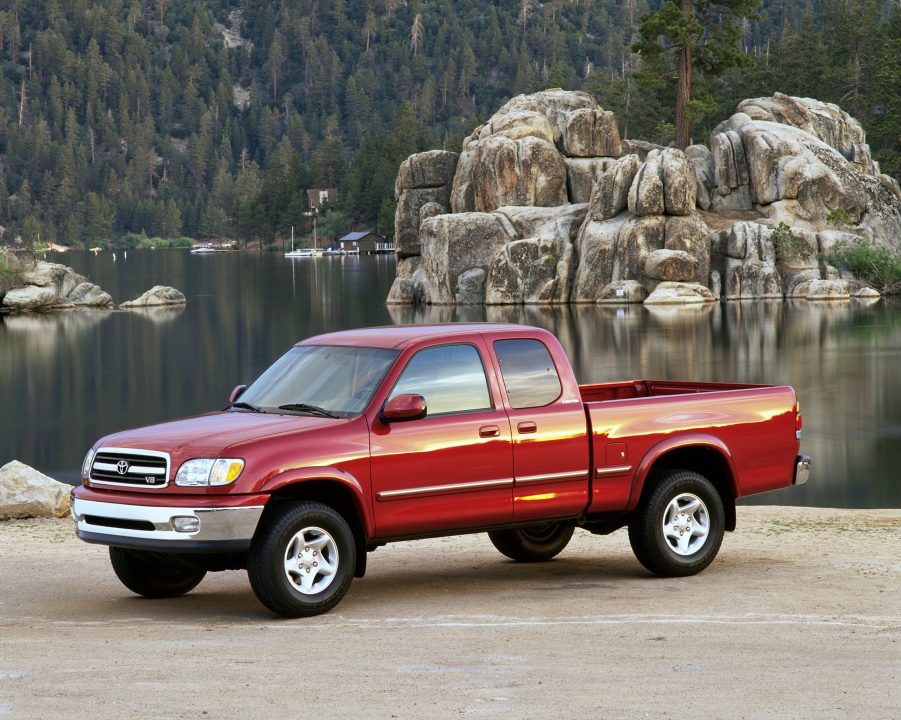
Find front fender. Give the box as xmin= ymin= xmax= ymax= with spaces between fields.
xmin=626 ymin=434 xmax=739 ymax=512
xmin=259 ymin=466 xmax=375 ymax=538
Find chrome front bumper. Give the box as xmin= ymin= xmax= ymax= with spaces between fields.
xmin=72 ymin=497 xmax=264 ymax=553
xmin=794 ymin=455 xmax=811 ymax=486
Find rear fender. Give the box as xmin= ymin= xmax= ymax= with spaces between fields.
xmin=627 ymin=435 xmax=739 ymax=522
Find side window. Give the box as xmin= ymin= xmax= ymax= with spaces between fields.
xmin=493 ymin=339 xmax=562 ymax=409
xmin=389 ymin=344 xmax=492 ymax=416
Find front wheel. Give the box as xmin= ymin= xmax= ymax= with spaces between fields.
xmin=247 ymin=502 xmax=356 ymax=617
xmin=109 ymin=548 xmax=207 ymax=598
xmin=488 ymin=523 xmax=575 ymax=562
xmin=628 ymin=470 xmax=725 ymax=577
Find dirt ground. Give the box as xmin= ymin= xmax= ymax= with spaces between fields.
xmin=0 ymin=507 xmax=898 ymax=720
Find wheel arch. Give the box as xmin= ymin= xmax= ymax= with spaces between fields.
xmin=260 ymin=469 xmax=372 ymax=578
xmin=628 ymin=437 xmax=738 ymax=531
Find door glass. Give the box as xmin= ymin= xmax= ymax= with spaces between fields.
xmin=389 ymin=344 xmax=492 ymax=416
xmin=494 ymin=339 xmax=562 ymax=409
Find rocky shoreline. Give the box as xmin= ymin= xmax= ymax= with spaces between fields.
xmin=0 ymin=249 xmax=186 ymax=313
xmin=388 ymin=90 xmax=901 ymax=307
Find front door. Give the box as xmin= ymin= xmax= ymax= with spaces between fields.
xmin=369 ymin=341 xmax=514 ymax=537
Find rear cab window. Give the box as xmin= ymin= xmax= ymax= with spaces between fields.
xmin=493 ymin=339 xmax=562 ymax=409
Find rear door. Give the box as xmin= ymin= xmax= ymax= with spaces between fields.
xmin=369 ymin=339 xmax=514 ymax=537
xmin=492 ymin=338 xmax=589 ymax=521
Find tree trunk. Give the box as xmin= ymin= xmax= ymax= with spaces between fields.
xmin=675 ymin=0 xmax=693 ymax=149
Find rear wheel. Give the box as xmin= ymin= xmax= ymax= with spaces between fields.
xmin=109 ymin=548 xmax=207 ymax=598
xmin=488 ymin=523 xmax=575 ymax=562
xmin=628 ymin=470 xmax=724 ymax=577
xmin=248 ymin=502 xmax=355 ymax=617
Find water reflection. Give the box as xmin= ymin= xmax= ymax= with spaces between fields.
xmin=1 ymin=250 xmax=899 ymax=508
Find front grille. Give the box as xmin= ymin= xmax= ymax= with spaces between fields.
xmin=90 ymin=448 xmax=171 ymax=488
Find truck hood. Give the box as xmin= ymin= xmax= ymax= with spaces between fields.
xmin=96 ymin=411 xmax=342 ymax=467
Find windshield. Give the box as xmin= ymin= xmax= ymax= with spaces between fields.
xmin=236 ymin=345 xmax=399 ymax=418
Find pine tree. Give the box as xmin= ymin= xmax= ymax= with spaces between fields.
xmin=634 ymin=0 xmax=760 ymax=148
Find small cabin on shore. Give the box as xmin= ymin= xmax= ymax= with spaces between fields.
xmin=338 ymin=231 xmax=394 ymax=254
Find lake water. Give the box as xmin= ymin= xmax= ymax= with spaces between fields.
xmin=2 ymin=249 xmax=899 ymax=508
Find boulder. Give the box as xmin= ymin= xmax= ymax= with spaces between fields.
xmin=566 ymin=157 xmax=616 ymax=203
xmin=627 ymin=152 xmax=665 ymax=216
xmin=386 ymin=257 xmax=423 ymax=305
xmin=470 ymin=134 xmax=568 ymax=212
xmin=790 ymin=279 xmax=852 ymax=300
xmin=644 ymin=282 xmax=716 ymax=305
xmin=737 ymin=121 xmax=901 ymax=244
xmin=721 ymin=222 xmax=782 ymax=299
xmin=685 ymin=144 xmax=715 ymax=210
xmin=571 ymin=212 xmax=630 ymax=302
xmin=493 ymin=89 xmax=598 ymax=143
xmin=120 ymin=285 xmax=186 ymax=308
xmin=478 ymin=111 xmax=556 ymax=144
xmin=419 ymin=213 xmax=515 ymax=304
xmin=660 ymin=148 xmax=696 ymax=215
xmin=2 ymin=284 xmax=59 ymax=311
xmin=561 ymin=108 xmax=621 ymax=158
xmin=493 ymin=204 xmax=587 ymax=241
xmin=68 ymin=282 xmax=114 ymax=308
xmin=621 ymin=139 xmax=666 ymax=161
xmin=586 ymin=154 xmax=641 ymax=221
xmin=449 ymin=149 xmax=477 ymax=213
xmin=596 ymin=280 xmax=648 ymax=304
xmin=711 ymin=129 xmax=752 ymax=210
xmin=395 ymin=150 xmax=459 ymax=192
xmin=0 ymin=461 xmax=71 ymax=519
xmin=736 ymin=93 xmax=866 ymax=159
xmin=456 ymin=268 xmax=487 ymax=305
xmin=644 ymin=249 xmax=698 ymax=282
xmin=615 ymin=215 xmax=667 ymax=283
xmin=664 ymin=213 xmax=711 ymax=284
xmin=395 ymin=186 xmax=452 ymax=257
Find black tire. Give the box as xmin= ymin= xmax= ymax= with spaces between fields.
xmin=488 ymin=523 xmax=575 ymax=562
xmin=247 ymin=501 xmax=356 ymax=618
xmin=109 ymin=548 xmax=207 ymax=599
xmin=628 ymin=470 xmax=725 ymax=577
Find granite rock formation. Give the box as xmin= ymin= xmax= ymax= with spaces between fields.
xmin=387 ymin=90 xmax=900 ymax=306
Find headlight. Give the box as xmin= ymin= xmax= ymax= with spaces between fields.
xmin=175 ymin=458 xmax=245 ymax=487
xmin=81 ymin=448 xmax=95 ymax=480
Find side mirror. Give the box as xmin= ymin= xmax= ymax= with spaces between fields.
xmin=229 ymin=384 xmax=247 ymax=404
xmin=381 ymin=394 xmax=427 ymax=423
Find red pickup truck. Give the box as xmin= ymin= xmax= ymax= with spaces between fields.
xmin=72 ymin=324 xmax=810 ymax=617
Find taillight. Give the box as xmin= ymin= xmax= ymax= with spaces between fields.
xmin=795 ymin=401 xmax=803 ymax=441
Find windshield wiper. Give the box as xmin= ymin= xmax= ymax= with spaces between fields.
xmin=230 ymin=401 xmax=263 ymax=413
xmin=277 ymin=403 xmax=339 ymax=418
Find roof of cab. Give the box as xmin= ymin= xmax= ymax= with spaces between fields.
xmin=299 ymin=323 xmax=549 ymax=350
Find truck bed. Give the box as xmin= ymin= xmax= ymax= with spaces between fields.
xmin=579 ymin=379 xmax=767 ymax=404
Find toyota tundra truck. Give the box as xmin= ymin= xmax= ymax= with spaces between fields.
xmin=71 ymin=323 xmax=810 ymax=617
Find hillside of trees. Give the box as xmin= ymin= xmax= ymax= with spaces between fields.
xmin=0 ymin=0 xmax=898 ymax=248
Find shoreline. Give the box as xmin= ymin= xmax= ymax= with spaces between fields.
xmin=1 ymin=506 xmax=898 ymax=719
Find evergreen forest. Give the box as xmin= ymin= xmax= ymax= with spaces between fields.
xmin=0 ymin=0 xmax=898 ymax=248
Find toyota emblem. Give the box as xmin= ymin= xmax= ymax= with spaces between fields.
xmin=116 ymin=460 xmax=129 ymax=475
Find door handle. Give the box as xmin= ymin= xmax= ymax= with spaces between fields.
xmin=517 ymin=421 xmax=537 ymax=434
xmin=479 ymin=425 xmax=500 ymax=438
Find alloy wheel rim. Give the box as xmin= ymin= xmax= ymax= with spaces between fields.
xmin=662 ymin=493 xmax=710 ymax=556
xmin=283 ymin=526 xmax=339 ymax=595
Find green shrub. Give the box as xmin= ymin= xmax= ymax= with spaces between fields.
xmin=0 ymin=251 xmax=23 ymax=294
xmin=263 ymin=243 xmax=280 ymax=252
xmin=771 ymin=222 xmax=803 ymax=262
xmin=826 ymin=207 xmax=854 ymax=227
xmin=826 ymin=240 xmax=901 ymax=294
xmin=139 ymin=235 xmax=194 ymax=249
